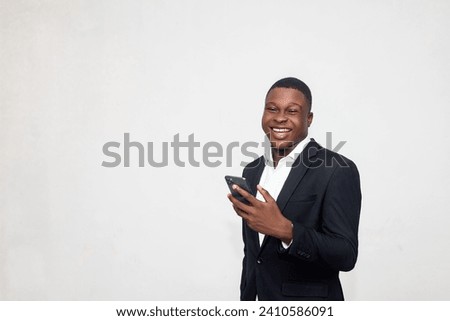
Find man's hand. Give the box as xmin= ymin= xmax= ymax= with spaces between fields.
xmin=227 ymin=184 xmax=293 ymax=244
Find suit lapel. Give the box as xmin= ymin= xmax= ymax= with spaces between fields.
xmin=276 ymin=140 xmax=320 ymax=213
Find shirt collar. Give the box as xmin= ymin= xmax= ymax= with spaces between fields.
xmin=264 ymin=135 xmax=311 ymax=167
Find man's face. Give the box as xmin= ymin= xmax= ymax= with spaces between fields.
xmin=261 ymin=87 xmax=313 ymax=152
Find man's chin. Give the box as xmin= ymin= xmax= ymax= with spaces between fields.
xmin=269 ymin=141 xmax=294 ymax=150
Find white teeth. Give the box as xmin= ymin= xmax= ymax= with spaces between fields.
xmin=272 ymin=128 xmax=290 ymax=132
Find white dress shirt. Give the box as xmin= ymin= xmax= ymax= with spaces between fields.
xmin=256 ymin=136 xmax=311 ymax=246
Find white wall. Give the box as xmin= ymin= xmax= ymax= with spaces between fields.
xmin=1 ymin=0 xmax=450 ymax=300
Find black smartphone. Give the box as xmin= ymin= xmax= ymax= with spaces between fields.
xmin=225 ymin=175 xmax=252 ymax=204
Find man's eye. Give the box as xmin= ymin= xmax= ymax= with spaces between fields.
xmin=288 ymin=109 xmax=298 ymax=114
xmin=266 ymin=106 xmax=277 ymax=112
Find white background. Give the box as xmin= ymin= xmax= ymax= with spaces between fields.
xmin=1 ymin=0 xmax=450 ymax=300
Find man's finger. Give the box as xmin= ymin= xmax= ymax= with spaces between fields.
xmin=232 ymin=185 xmax=257 ymax=205
xmin=256 ymin=184 xmax=275 ymax=203
xmin=232 ymin=205 xmax=249 ymax=220
xmin=227 ymin=193 xmax=253 ymax=213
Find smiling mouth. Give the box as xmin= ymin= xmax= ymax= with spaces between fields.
xmin=271 ymin=127 xmax=292 ymax=133
xmin=269 ymin=127 xmax=292 ymax=140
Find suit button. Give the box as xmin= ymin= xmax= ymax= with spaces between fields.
xmin=257 ymin=258 xmax=262 ymax=264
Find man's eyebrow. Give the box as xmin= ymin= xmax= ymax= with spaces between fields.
xmin=287 ymin=103 xmax=303 ymax=108
xmin=265 ymin=101 xmax=303 ymax=108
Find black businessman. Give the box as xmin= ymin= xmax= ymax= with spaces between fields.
xmin=227 ymin=77 xmax=362 ymax=300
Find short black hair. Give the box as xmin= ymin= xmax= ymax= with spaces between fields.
xmin=266 ymin=77 xmax=312 ymax=111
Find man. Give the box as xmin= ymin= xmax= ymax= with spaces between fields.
xmin=227 ymin=77 xmax=361 ymax=301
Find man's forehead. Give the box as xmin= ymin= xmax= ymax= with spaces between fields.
xmin=265 ymin=87 xmax=307 ymax=101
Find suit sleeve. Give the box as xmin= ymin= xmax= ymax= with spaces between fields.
xmin=287 ymin=161 xmax=362 ymax=271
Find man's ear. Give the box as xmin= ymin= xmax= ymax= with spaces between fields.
xmin=307 ymin=112 xmax=314 ymax=127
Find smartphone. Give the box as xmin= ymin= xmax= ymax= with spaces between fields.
xmin=225 ymin=175 xmax=252 ymax=204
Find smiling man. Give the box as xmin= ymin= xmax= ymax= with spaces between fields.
xmin=228 ymin=77 xmax=362 ymax=301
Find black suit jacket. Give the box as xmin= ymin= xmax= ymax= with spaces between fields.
xmin=240 ymin=140 xmax=362 ymax=301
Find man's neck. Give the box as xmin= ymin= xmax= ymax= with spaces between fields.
xmin=271 ymin=147 xmax=294 ymax=168
xmin=269 ymin=136 xmax=310 ymax=168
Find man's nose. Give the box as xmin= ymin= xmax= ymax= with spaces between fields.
xmin=274 ymin=113 xmax=288 ymax=123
